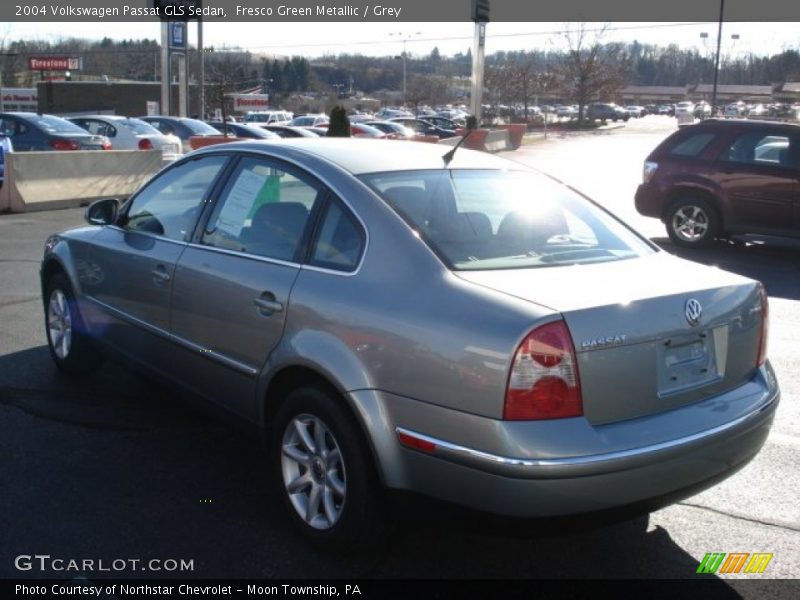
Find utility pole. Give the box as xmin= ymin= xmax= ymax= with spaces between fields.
xmin=711 ymin=0 xmax=725 ymax=115
xmin=469 ymin=0 xmax=490 ymax=124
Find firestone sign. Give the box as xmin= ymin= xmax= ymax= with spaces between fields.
xmin=232 ymin=94 xmax=270 ymax=110
xmin=28 ymin=57 xmax=82 ymax=71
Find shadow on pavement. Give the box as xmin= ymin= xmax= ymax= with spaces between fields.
xmin=0 ymin=346 xmax=747 ymax=586
xmin=653 ymin=236 xmax=800 ymax=301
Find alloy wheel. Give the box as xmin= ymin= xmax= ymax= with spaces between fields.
xmin=281 ymin=414 xmax=347 ymax=530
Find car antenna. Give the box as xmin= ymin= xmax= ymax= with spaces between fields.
xmin=442 ymin=116 xmax=477 ymax=166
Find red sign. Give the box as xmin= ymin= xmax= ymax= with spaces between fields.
xmin=28 ymin=57 xmax=82 ymax=71
xmin=232 ymin=94 xmax=270 ymax=110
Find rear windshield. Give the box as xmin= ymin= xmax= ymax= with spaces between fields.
xmin=28 ymin=114 xmax=87 ymax=134
xmin=117 ymin=118 xmax=160 ymax=135
xmin=361 ymin=170 xmax=654 ymax=271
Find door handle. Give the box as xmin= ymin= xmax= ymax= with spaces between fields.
xmin=151 ymin=266 xmax=171 ymax=284
xmin=254 ymin=293 xmax=284 ymax=314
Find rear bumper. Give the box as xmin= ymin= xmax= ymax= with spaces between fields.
xmin=634 ymin=182 xmax=666 ymax=219
xmin=352 ymin=365 xmax=779 ymax=517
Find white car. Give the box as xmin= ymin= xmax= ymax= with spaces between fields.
xmin=68 ymin=115 xmax=182 ymax=162
xmin=244 ymin=111 xmax=293 ymax=126
xmin=624 ymin=105 xmax=645 ymax=118
xmin=289 ymin=114 xmax=330 ymax=127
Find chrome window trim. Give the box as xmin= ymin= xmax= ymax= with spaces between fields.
xmin=192 ymin=149 xmax=370 ymax=277
xmin=395 ymin=385 xmax=778 ymax=480
xmin=107 ymin=225 xmax=189 ymax=247
xmin=185 ymin=242 xmax=301 ymax=270
xmin=85 ymin=296 xmax=257 ymax=377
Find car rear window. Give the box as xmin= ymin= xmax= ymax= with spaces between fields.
xmin=668 ymin=132 xmax=716 ymax=157
xmin=361 ymin=169 xmax=654 ymax=271
xmin=118 ymin=118 xmax=161 ymax=135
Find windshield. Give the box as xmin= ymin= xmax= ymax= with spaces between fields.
xmin=360 ymin=169 xmax=654 ymax=271
xmin=29 ymin=114 xmax=88 ymax=134
xmin=118 ymin=118 xmax=161 ymax=135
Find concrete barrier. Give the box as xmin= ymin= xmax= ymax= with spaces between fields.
xmin=0 ymin=150 xmax=162 ymax=213
xmin=189 ymin=135 xmax=246 ymax=149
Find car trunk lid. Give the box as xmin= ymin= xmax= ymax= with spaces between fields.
xmin=457 ymin=253 xmax=764 ymax=425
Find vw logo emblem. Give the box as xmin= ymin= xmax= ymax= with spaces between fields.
xmin=685 ymin=298 xmax=702 ymax=327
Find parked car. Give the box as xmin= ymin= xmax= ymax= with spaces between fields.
xmin=205 ymin=121 xmax=281 ymax=140
xmin=420 ymin=115 xmax=459 ymax=131
xmin=674 ymin=101 xmax=696 ymax=127
xmin=69 ymin=115 xmax=182 ymax=162
xmin=389 ymin=117 xmax=458 ymax=138
xmin=140 ymin=116 xmax=221 ymax=153
xmin=364 ymin=121 xmax=416 ymax=139
xmin=42 ymin=138 xmax=777 ymax=549
xmin=290 ymin=114 xmax=329 ymax=127
xmin=635 ymin=118 xmax=800 ymax=247
xmin=724 ymin=102 xmax=748 ymax=118
xmin=307 ymin=123 xmax=388 ymax=138
xmin=586 ymin=103 xmax=629 ymax=122
xmin=624 ymin=105 xmax=646 ymax=118
xmin=693 ymin=102 xmax=713 ymax=119
xmin=260 ymin=125 xmax=319 ymax=138
xmin=376 ymin=107 xmax=414 ymax=120
xmin=244 ymin=111 xmax=293 ymax=126
xmin=0 ymin=112 xmax=111 ymax=151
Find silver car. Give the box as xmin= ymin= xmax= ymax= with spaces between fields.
xmin=41 ymin=139 xmax=778 ymax=549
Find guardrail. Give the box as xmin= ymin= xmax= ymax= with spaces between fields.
xmin=0 ymin=150 xmax=162 ymax=213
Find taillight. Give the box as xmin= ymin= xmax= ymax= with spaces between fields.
xmin=756 ymin=284 xmax=769 ymax=367
xmin=504 ymin=320 xmax=583 ymax=420
xmin=102 ymin=139 xmax=113 ymax=150
xmin=49 ymin=139 xmax=80 ymax=151
xmin=138 ymin=138 xmax=153 ymax=150
xmin=643 ymin=160 xmax=658 ymax=184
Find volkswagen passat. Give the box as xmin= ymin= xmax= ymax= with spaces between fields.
xmin=41 ymin=139 xmax=778 ymax=548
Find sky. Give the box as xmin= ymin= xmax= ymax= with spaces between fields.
xmin=1 ymin=21 xmax=797 ymax=59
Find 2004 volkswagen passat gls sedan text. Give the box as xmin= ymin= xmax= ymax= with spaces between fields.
xmin=41 ymin=139 xmax=778 ymax=549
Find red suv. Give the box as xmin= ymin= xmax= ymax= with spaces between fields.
xmin=635 ymin=119 xmax=800 ymax=247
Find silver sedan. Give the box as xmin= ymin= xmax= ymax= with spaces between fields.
xmin=41 ymin=139 xmax=778 ymax=550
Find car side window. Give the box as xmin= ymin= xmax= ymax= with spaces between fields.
xmin=124 ymin=155 xmax=228 ymax=241
xmin=669 ymin=133 xmax=715 ymax=157
xmin=310 ymin=201 xmax=365 ymax=272
xmin=723 ymin=132 xmax=791 ymax=166
xmin=82 ymin=120 xmax=116 ymax=138
xmin=202 ymin=156 xmax=322 ymax=262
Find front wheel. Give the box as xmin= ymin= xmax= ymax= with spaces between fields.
xmin=666 ymin=198 xmax=720 ymax=248
xmin=44 ymin=273 xmax=102 ymax=375
xmin=272 ymin=385 xmax=384 ymax=551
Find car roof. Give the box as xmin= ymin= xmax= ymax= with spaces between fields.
xmin=692 ymin=118 xmax=800 ymax=131
xmin=192 ymin=138 xmax=519 ymax=175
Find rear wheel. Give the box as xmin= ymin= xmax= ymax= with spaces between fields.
xmin=272 ymin=385 xmax=384 ymax=551
xmin=666 ymin=197 xmax=720 ymax=248
xmin=45 ymin=273 xmax=102 ymax=375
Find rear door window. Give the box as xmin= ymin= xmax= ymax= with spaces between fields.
xmin=722 ymin=132 xmax=791 ymax=166
xmin=202 ymin=156 xmax=323 ymax=262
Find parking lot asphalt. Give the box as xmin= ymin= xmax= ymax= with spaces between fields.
xmin=1 ymin=116 xmax=798 ymax=589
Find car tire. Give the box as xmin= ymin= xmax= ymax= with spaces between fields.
xmin=272 ymin=384 xmax=385 ymax=551
xmin=44 ymin=273 xmax=102 ymax=375
xmin=665 ymin=197 xmax=720 ymax=248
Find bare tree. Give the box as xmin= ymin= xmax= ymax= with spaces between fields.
xmin=554 ymin=23 xmax=628 ymax=123
xmin=405 ymin=74 xmax=449 ymax=115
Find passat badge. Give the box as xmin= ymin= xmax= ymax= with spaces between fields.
xmin=685 ymin=298 xmax=702 ymax=327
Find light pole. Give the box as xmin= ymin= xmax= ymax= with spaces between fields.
xmin=389 ymin=31 xmax=421 ymax=107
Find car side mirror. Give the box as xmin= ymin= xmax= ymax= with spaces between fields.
xmin=85 ymin=198 xmax=120 ymax=226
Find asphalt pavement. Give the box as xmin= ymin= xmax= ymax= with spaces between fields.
xmin=1 ymin=117 xmax=798 ymax=591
